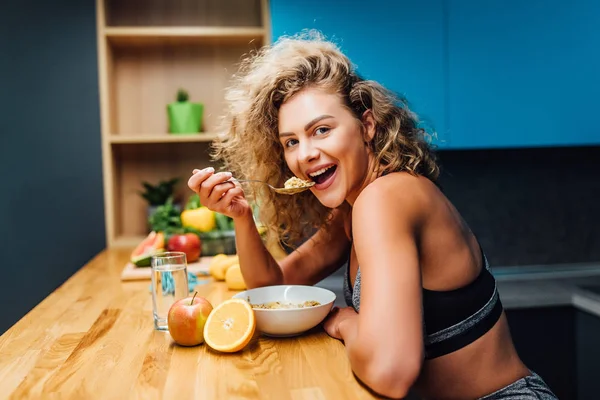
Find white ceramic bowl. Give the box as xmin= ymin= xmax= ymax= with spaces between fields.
xmin=232 ymin=285 xmax=336 ymax=337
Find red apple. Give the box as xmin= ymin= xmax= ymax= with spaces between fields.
xmin=167 ymin=292 xmax=213 ymax=346
xmin=167 ymin=233 xmax=201 ymax=262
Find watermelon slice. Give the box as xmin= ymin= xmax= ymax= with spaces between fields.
xmin=131 ymin=231 xmax=165 ymax=267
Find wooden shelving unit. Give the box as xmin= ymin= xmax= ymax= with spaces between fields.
xmin=109 ymin=133 xmax=220 ymax=144
xmin=105 ymin=27 xmax=267 ymax=46
xmin=96 ymin=0 xmax=271 ymax=247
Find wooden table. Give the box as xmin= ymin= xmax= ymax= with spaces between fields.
xmin=0 ymin=248 xmax=381 ymax=399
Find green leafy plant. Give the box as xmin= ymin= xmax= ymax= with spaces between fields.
xmin=176 ymin=89 xmax=189 ymax=102
xmin=139 ymin=178 xmax=179 ymax=206
xmin=148 ymin=197 xmax=182 ymax=233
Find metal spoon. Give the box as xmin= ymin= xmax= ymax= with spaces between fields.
xmin=227 ymin=179 xmax=315 ymax=195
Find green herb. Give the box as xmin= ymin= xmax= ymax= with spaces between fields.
xmin=148 ymin=197 xmax=182 ymax=233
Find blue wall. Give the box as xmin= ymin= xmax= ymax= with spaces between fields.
xmin=0 ymin=0 xmax=106 ymax=334
xmin=447 ymin=0 xmax=600 ymax=149
xmin=270 ymin=0 xmax=600 ymax=149
xmin=269 ymin=0 xmax=447 ymax=145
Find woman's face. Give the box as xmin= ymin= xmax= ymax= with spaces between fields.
xmin=277 ymin=86 xmax=376 ymax=208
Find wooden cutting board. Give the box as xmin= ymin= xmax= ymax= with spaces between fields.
xmin=120 ymin=256 xmax=214 ymax=281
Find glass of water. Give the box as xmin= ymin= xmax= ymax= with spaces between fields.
xmin=151 ymin=252 xmax=189 ymax=330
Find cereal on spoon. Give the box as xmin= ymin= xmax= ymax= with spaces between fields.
xmin=284 ymin=176 xmax=314 ymax=189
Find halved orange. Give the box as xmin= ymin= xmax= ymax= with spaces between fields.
xmin=203 ymin=298 xmax=256 ymax=352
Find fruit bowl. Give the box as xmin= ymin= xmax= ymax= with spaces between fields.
xmin=232 ymin=285 xmax=336 ymax=337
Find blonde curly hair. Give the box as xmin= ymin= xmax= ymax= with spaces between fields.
xmin=212 ymin=30 xmax=439 ymax=248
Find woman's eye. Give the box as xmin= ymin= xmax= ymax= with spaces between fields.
xmin=315 ymin=127 xmax=330 ymax=135
xmin=285 ymin=139 xmax=298 ymax=148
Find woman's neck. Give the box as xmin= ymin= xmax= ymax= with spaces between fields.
xmin=345 ymin=157 xmax=381 ymax=206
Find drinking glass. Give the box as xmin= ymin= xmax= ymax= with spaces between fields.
xmin=151 ymin=252 xmax=189 ymax=330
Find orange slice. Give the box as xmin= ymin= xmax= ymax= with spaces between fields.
xmin=203 ymin=298 xmax=255 ymax=352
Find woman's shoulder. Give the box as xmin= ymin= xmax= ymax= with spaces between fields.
xmin=357 ymin=171 xmax=438 ymax=207
xmin=381 ymin=170 xmax=437 ymax=190
xmin=353 ymin=171 xmax=438 ymax=226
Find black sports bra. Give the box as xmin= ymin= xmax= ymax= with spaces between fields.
xmin=343 ymin=244 xmax=503 ymax=359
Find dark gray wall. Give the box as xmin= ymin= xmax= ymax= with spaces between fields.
xmin=438 ymin=146 xmax=600 ymax=267
xmin=0 ymin=0 xmax=105 ymax=334
xmin=505 ymin=306 xmax=577 ymax=399
xmin=577 ymin=310 xmax=600 ymax=399
xmin=506 ymin=306 xmax=600 ymax=400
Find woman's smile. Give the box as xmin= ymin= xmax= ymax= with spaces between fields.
xmin=307 ymin=163 xmax=338 ymax=189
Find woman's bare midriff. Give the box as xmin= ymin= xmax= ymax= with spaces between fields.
xmin=413 ymin=313 xmax=530 ymax=400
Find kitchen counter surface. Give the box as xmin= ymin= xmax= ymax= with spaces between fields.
xmin=0 ymin=249 xmax=381 ymax=400
xmin=2 ymin=248 xmax=600 ymax=399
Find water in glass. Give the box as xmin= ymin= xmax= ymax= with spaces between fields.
xmin=151 ymin=253 xmax=189 ymax=330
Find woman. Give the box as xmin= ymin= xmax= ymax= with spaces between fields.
xmin=187 ymin=32 xmax=557 ymax=399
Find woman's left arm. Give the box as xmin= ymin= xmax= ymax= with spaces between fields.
xmin=324 ymin=178 xmax=425 ymax=399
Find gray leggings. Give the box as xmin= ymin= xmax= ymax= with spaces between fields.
xmin=479 ymin=371 xmax=558 ymax=399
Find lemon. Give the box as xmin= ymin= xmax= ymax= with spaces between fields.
xmin=225 ymin=264 xmax=246 ymax=290
xmin=181 ymin=207 xmax=216 ymax=232
xmin=211 ymin=255 xmax=239 ymax=281
xmin=208 ymin=254 xmax=229 ymax=277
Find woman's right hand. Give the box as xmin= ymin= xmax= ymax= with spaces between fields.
xmin=187 ymin=167 xmax=251 ymax=220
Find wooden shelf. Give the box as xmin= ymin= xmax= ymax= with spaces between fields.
xmin=103 ymin=0 xmax=264 ymax=30
xmin=97 ymin=0 xmax=271 ymax=247
xmin=109 ymin=133 xmax=219 ymax=144
xmin=105 ymin=26 xmax=266 ymax=46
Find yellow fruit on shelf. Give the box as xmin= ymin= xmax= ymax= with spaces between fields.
xmin=210 ymin=255 xmax=239 ymax=281
xmin=225 ymin=264 xmax=246 ymax=290
xmin=180 ymin=207 xmax=216 ymax=232
xmin=203 ymin=298 xmax=255 ymax=353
